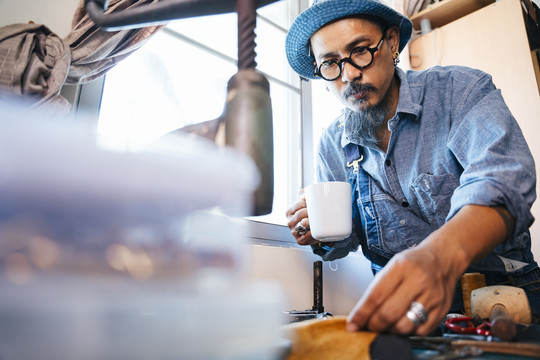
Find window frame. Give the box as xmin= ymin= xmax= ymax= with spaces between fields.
xmin=69 ymin=0 xmax=314 ymax=245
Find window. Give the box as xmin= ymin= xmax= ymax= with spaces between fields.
xmin=97 ymin=0 xmax=306 ymax=226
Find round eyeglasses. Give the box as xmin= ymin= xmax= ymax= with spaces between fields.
xmin=314 ymin=35 xmax=385 ymax=81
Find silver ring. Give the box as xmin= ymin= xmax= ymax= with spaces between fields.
xmin=294 ymin=222 xmax=309 ymax=236
xmin=406 ymin=301 xmax=428 ymax=327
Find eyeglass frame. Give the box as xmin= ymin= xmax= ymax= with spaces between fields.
xmin=313 ymin=34 xmax=385 ymax=81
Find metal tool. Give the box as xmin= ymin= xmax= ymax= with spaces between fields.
xmin=445 ymin=316 xmax=492 ymax=336
xmin=83 ymin=0 xmax=280 ymax=30
xmin=286 ymin=261 xmax=333 ymax=322
xmin=410 ymin=336 xmax=540 ymax=358
xmin=413 ymin=346 xmax=483 ymax=360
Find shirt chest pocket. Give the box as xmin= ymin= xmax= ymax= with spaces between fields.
xmin=410 ymin=173 xmax=459 ymax=228
xmin=356 ymin=175 xmax=435 ymax=257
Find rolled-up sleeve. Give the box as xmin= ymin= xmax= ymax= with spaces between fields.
xmin=446 ymin=73 xmax=536 ymax=246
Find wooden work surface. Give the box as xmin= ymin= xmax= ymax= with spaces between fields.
xmin=282 ymin=317 xmax=540 ymax=359
xmin=283 ymin=317 xmax=376 ymax=360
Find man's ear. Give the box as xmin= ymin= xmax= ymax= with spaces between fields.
xmin=386 ymin=25 xmax=400 ymax=53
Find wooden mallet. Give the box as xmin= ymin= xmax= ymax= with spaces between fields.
xmin=471 ymin=285 xmax=532 ymax=341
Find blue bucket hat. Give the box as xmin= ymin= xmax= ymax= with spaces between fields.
xmin=285 ymin=0 xmax=412 ymax=80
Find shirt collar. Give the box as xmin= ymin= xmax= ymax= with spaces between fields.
xmin=340 ymin=67 xmax=423 ymax=147
xmin=394 ymin=67 xmax=422 ymax=121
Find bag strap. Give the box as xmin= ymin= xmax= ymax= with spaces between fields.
xmin=342 ymin=138 xmax=391 ymax=269
xmin=344 ymin=142 xmax=363 ymax=172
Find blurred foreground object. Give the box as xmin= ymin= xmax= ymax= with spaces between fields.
xmin=0 ymin=100 xmax=283 ymax=360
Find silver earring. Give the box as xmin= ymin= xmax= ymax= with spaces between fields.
xmin=393 ymin=51 xmax=400 ymax=66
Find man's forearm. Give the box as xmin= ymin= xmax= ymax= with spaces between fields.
xmin=492 ymin=206 xmax=516 ymax=241
xmin=420 ymin=204 xmax=515 ymax=278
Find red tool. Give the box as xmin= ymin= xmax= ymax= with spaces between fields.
xmin=445 ymin=317 xmax=492 ymax=336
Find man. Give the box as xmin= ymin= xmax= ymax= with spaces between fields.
xmin=285 ymin=0 xmax=540 ymax=336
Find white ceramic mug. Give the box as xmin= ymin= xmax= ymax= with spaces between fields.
xmin=304 ymin=181 xmax=352 ymax=242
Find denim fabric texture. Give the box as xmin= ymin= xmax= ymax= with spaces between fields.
xmin=313 ymin=65 xmax=540 ymax=314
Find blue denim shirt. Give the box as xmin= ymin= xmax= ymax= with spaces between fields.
xmin=314 ymin=65 xmax=538 ymax=277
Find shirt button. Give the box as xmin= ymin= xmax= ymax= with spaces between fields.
xmin=400 ymin=219 xmax=406 ymax=225
xmin=385 ymin=159 xmax=391 ymax=166
xmin=401 ymin=200 xmax=409 ymax=207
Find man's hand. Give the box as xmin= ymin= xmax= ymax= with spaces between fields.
xmin=285 ymin=189 xmax=317 ymax=246
xmin=346 ymin=205 xmax=514 ymax=336
xmin=346 ymin=244 xmax=457 ymax=335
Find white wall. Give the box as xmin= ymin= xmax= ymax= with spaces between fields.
xmin=246 ymin=244 xmax=373 ymax=316
xmin=0 ymin=0 xmax=79 ymax=37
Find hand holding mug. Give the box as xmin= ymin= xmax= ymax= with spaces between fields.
xmin=305 ymin=181 xmax=352 ymax=242
xmin=286 ymin=181 xmax=351 ymax=245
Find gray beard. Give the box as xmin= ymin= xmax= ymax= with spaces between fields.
xmin=343 ymin=100 xmax=388 ymax=145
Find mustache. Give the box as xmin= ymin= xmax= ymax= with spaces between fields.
xmin=343 ymin=82 xmax=377 ymax=100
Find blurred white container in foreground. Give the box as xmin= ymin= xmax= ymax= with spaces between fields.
xmin=0 ymin=100 xmax=284 ymax=360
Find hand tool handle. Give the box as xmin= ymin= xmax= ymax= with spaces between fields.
xmin=490 ymin=303 xmax=517 ymax=341
xmin=461 ymin=272 xmax=486 ymax=317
